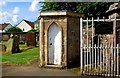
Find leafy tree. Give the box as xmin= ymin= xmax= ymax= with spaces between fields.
xmin=6 ymin=27 xmax=23 ymax=33
xmin=77 ymin=2 xmax=114 ymax=18
xmin=40 ymin=2 xmax=114 ymax=18
xmin=41 ymin=2 xmax=78 ymax=11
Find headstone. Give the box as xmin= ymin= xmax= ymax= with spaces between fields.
xmin=2 ymin=44 xmax=6 ymax=53
xmin=6 ymin=36 xmax=13 ymax=54
xmin=6 ymin=34 xmax=20 ymax=54
xmin=12 ymin=35 xmax=20 ymax=53
xmin=0 ymin=44 xmax=6 ymax=54
xmin=26 ymin=32 xmax=36 ymax=46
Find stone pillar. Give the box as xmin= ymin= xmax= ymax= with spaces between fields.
xmin=39 ymin=18 xmax=44 ymax=67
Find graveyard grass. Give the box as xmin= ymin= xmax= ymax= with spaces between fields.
xmin=2 ymin=41 xmax=26 ymax=48
xmin=0 ymin=47 xmax=39 ymax=65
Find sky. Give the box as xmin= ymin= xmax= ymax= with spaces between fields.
xmin=0 ymin=0 xmax=41 ymax=26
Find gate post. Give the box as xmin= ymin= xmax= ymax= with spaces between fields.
xmin=80 ymin=17 xmax=83 ymax=73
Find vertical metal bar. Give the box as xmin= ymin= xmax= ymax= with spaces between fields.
xmin=102 ymin=17 xmax=105 ymax=76
xmin=91 ymin=17 xmax=94 ymax=73
xmin=106 ymin=44 xmax=108 ymax=76
xmin=108 ymin=42 xmax=111 ymax=76
xmin=84 ymin=44 xmax=86 ymax=73
xmin=92 ymin=45 xmax=94 ymax=75
xmin=89 ymin=44 xmax=91 ymax=75
xmin=102 ymin=44 xmax=105 ymax=76
xmin=108 ymin=17 xmax=111 ymax=76
xmin=117 ymin=44 xmax=119 ymax=76
xmin=85 ymin=46 xmax=87 ymax=73
xmin=111 ymin=43 xmax=113 ymax=76
xmin=95 ymin=44 xmax=97 ymax=70
xmin=97 ymin=35 xmax=100 ymax=75
xmin=109 ymin=17 xmax=111 ymax=76
xmin=83 ymin=45 xmax=85 ymax=74
xmin=80 ymin=17 xmax=83 ymax=73
xmin=100 ymin=44 xmax=102 ymax=75
xmin=114 ymin=14 xmax=117 ymax=76
xmin=86 ymin=18 xmax=89 ymax=73
xmin=97 ymin=17 xmax=99 ymax=71
xmin=113 ymin=46 xmax=115 ymax=76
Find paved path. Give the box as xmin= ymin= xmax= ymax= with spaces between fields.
xmin=1 ymin=64 xmax=120 ymax=78
xmin=2 ymin=64 xmax=77 ymax=76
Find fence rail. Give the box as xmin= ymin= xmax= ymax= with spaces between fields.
xmin=80 ymin=44 xmax=119 ymax=76
xmin=80 ymin=16 xmax=120 ymax=77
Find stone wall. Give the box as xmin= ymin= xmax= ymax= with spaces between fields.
xmin=67 ymin=16 xmax=80 ymax=68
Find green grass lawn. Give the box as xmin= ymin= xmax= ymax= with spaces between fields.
xmin=19 ymin=44 xmax=27 ymax=48
xmin=0 ymin=47 xmax=39 ymax=65
xmin=2 ymin=41 xmax=8 ymax=47
xmin=2 ymin=41 xmax=26 ymax=49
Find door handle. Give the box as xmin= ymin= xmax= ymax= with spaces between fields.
xmin=50 ymin=43 xmax=52 ymax=45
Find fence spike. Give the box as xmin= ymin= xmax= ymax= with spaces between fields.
xmin=97 ymin=17 xmax=100 ymax=22
xmin=103 ymin=17 xmax=105 ymax=22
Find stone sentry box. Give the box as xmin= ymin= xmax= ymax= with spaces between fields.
xmin=39 ymin=11 xmax=83 ymax=68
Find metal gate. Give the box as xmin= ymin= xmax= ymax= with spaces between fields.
xmin=80 ymin=16 xmax=120 ymax=77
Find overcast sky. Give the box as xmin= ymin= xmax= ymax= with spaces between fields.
xmin=0 ymin=0 xmax=41 ymax=26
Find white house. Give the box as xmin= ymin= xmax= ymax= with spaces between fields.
xmin=0 ymin=23 xmax=13 ymax=33
xmin=34 ymin=20 xmax=39 ymax=31
xmin=16 ymin=20 xmax=34 ymax=32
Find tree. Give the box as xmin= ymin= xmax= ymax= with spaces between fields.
xmin=6 ymin=27 xmax=23 ymax=33
xmin=40 ymin=2 xmax=114 ymax=18
xmin=77 ymin=2 xmax=114 ymax=18
xmin=41 ymin=2 xmax=78 ymax=11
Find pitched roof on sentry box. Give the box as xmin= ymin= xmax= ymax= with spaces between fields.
xmin=24 ymin=20 xmax=34 ymax=28
xmin=0 ymin=23 xmax=10 ymax=30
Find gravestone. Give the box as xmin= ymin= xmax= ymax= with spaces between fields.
xmin=12 ymin=35 xmax=20 ymax=53
xmin=6 ymin=35 xmax=13 ymax=54
xmin=2 ymin=44 xmax=6 ymax=53
xmin=6 ymin=34 xmax=20 ymax=54
xmin=0 ymin=44 xmax=6 ymax=54
xmin=26 ymin=32 xmax=36 ymax=46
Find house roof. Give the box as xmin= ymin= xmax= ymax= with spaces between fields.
xmin=0 ymin=23 xmax=10 ymax=30
xmin=24 ymin=20 xmax=34 ymax=28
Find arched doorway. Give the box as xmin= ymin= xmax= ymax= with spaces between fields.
xmin=48 ymin=23 xmax=62 ymax=65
